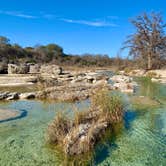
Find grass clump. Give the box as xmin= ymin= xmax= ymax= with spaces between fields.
xmin=47 ymin=88 xmax=124 ymax=156
xmin=47 ymin=112 xmax=71 ymax=144
xmin=91 ymin=89 xmax=123 ymax=123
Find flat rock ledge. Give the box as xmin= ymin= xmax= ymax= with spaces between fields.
xmin=0 ymin=75 xmax=137 ymax=102
xmin=0 ymin=92 xmax=35 ymax=101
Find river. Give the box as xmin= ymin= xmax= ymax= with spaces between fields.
xmin=0 ymin=77 xmax=165 ymax=166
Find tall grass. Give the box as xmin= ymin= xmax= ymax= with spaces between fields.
xmin=47 ymin=88 xmax=124 ymax=155
xmin=91 ymin=89 xmax=123 ymax=123
xmin=47 ymin=112 xmax=71 ymax=144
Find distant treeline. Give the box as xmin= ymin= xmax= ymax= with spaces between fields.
xmin=0 ymin=36 xmax=131 ymax=69
xmin=0 ymin=36 xmax=165 ymax=70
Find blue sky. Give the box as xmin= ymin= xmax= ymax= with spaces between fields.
xmin=0 ymin=0 xmax=165 ymax=57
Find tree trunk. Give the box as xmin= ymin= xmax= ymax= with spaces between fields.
xmin=147 ymin=54 xmax=152 ymax=70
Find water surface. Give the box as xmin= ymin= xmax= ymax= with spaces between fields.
xmin=0 ymin=78 xmax=166 ymax=166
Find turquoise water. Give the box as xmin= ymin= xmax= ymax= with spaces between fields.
xmin=0 ymin=78 xmax=166 ymax=166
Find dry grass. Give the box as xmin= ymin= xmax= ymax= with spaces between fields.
xmin=47 ymin=88 xmax=124 ymax=155
xmin=91 ymin=89 xmax=123 ymax=123
xmin=47 ymin=112 xmax=71 ymax=144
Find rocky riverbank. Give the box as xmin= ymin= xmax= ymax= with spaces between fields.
xmin=0 ymin=64 xmax=138 ymax=101
xmin=121 ymin=69 xmax=166 ymax=84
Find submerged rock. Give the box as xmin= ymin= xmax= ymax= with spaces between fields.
xmin=0 ymin=109 xmax=19 ymax=122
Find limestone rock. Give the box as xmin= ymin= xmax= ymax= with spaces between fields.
xmin=8 ymin=64 xmax=29 ymax=74
xmin=19 ymin=92 xmax=36 ymax=99
xmin=110 ymin=75 xmax=137 ymax=93
xmin=40 ymin=65 xmax=62 ymax=76
xmin=6 ymin=92 xmax=19 ymax=100
xmin=0 ymin=92 xmax=10 ymax=100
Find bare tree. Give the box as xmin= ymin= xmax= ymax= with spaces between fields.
xmin=123 ymin=12 xmax=166 ymax=70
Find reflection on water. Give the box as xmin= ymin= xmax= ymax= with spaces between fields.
xmin=0 ymin=78 xmax=166 ymax=166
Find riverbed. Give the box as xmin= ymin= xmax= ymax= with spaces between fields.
xmin=0 ymin=78 xmax=166 ymax=166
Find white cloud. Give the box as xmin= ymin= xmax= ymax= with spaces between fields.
xmin=60 ymin=18 xmax=118 ymax=27
xmin=0 ymin=10 xmax=37 ymax=19
xmin=0 ymin=10 xmax=118 ymax=27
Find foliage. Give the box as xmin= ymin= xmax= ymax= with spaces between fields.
xmin=0 ymin=35 xmax=147 ymax=69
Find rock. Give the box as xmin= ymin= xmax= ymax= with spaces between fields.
xmin=29 ymin=64 xmax=40 ymax=74
xmin=40 ymin=65 xmax=62 ymax=76
xmin=0 ymin=92 xmax=19 ymax=100
xmin=0 ymin=91 xmax=10 ymax=100
xmin=93 ymin=79 xmax=108 ymax=85
xmin=64 ymin=123 xmax=91 ymax=155
xmin=71 ymin=76 xmax=86 ymax=84
xmin=110 ymin=75 xmax=132 ymax=83
xmin=110 ymin=75 xmax=137 ymax=93
xmin=19 ymin=92 xmax=36 ymax=99
xmin=8 ymin=64 xmax=29 ymax=74
xmin=6 ymin=92 xmax=19 ymax=100
xmin=63 ymin=120 xmax=109 ymax=155
xmin=36 ymin=82 xmax=109 ymax=101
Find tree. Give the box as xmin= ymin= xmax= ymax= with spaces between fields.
xmin=123 ymin=12 xmax=166 ymax=70
xmin=0 ymin=36 xmax=10 ymax=45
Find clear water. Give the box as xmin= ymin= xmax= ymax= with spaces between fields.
xmin=0 ymin=78 xmax=166 ymax=166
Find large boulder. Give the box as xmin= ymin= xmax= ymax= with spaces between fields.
xmin=40 ymin=65 xmax=62 ymax=76
xmin=8 ymin=64 xmax=29 ymax=74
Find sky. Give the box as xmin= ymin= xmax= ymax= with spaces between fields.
xmin=0 ymin=0 xmax=166 ymax=57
